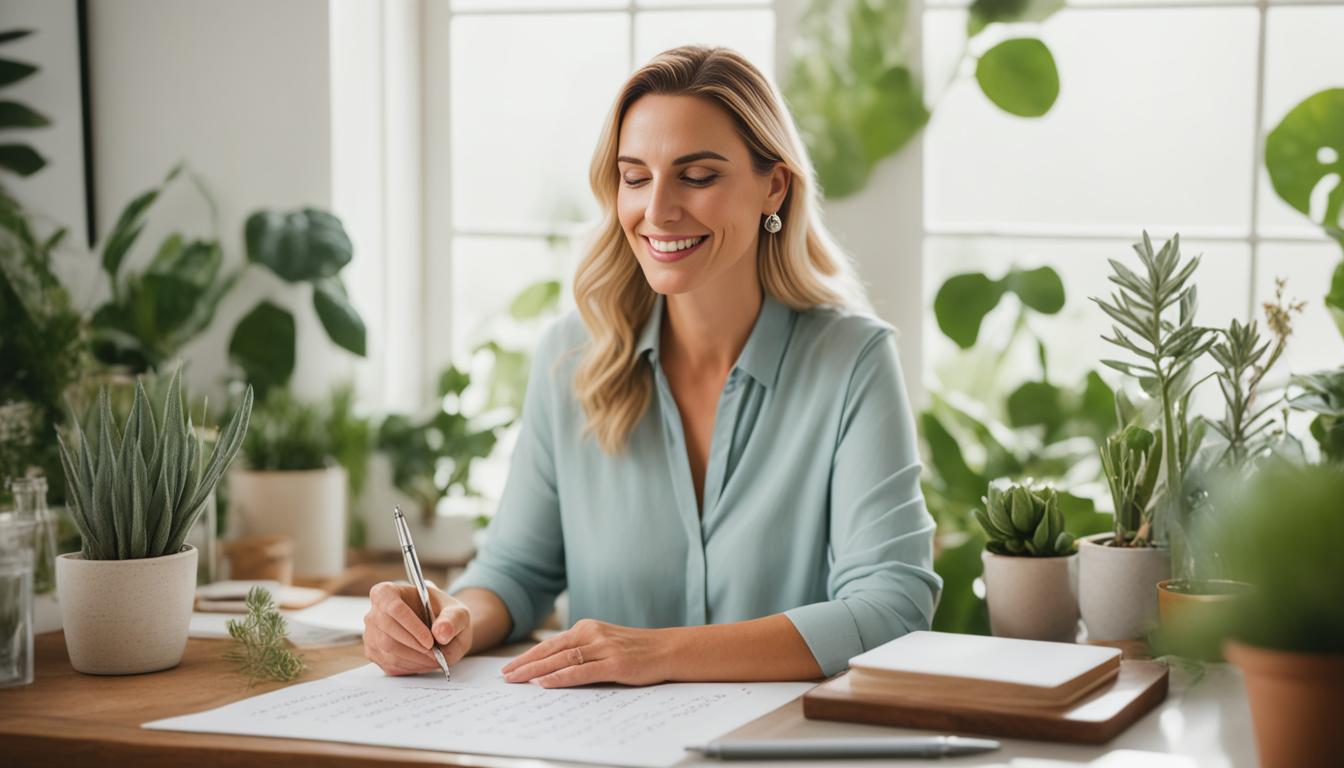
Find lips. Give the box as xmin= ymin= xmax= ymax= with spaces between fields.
xmin=642 ymin=235 xmax=709 ymax=264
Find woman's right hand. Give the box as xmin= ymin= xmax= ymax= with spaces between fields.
xmin=363 ymin=581 xmax=473 ymax=675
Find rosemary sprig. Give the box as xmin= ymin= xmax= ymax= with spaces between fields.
xmin=223 ymin=587 xmax=305 ymax=684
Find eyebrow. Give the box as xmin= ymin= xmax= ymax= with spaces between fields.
xmin=615 ymin=151 xmax=729 ymax=167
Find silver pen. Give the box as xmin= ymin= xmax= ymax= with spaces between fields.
xmin=393 ymin=505 xmax=452 ymax=680
xmin=685 ymin=735 xmax=1001 ymax=760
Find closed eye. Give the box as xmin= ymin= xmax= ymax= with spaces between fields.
xmin=621 ymin=173 xmax=719 ymax=188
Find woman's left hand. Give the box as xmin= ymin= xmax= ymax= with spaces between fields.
xmin=500 ymin=619 xmax=674 ymax=688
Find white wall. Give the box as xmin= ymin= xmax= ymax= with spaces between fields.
xmin=86 ymin=0 xmax=353 ymax=402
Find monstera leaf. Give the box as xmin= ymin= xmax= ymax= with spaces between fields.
xmin=245 ymin=208 xmax=352 ymax=283
xmin=1265 ymin=88 xmax=1344 ymax=246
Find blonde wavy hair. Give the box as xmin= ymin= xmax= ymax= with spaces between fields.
xmin=573 ymin=45 xmax=868 ymax=453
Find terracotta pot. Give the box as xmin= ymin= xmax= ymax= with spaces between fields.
xmin=229 ymin=466 xmax=347 ymax=579
xmin=1225 ymin=640 xmax=1344 ymax=768
xmin=1156 ymin=579 xmax=1252 ymax=661
xmin=1078 ymin=533 xmax=1170 ymax=641
xmin=56 ymin=546 xmax=197 ymax=675
xmin=981 ymin=550 xmax=1079 ymax=642
xmin=222 ymin=534 xmax=294 ymax=584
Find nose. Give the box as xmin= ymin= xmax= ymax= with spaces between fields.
xmin=644 ymin=175 xmax=682 ymax=227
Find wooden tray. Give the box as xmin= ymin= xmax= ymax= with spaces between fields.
xmin=803 ymin=660 xmax=1168 ymax=745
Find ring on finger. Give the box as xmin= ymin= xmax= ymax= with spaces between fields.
xmin=567 ymin=647 xmax=584 ymax=667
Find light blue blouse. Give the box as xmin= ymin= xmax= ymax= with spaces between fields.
xmin=448 ymin=295 xmax=941 ymax=676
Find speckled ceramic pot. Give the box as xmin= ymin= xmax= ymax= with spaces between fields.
xmin=56 ymin=545 xmax=197 ymax=675
xmin=981 ymin=550 xmax=1080 ymax=642
xmin=1078 ymin=533 xmax=1171 ymax=641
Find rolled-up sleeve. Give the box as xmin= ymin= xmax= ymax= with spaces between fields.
xmin=447 ymin=328 xmax=567 ymax=643
xmin=784 ymin=331 xmax=942 ymax=676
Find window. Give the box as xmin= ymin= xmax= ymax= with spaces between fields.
xmin=423 ymin=1 xmax=775 ymax=496
xmin=919 ymin=0 xmax=1344 ymax=400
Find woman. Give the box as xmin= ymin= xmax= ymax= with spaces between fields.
xmin=363 ymin=45 xmax=940 ymax=687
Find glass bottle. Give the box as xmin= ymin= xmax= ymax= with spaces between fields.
xmin=10 ymin=477 xmax=57 ymax=595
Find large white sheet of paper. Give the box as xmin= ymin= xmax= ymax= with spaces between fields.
xmin=144 ymin=657 xmax=813 ymax=767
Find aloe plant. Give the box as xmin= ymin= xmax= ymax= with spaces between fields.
xmin=1100 ymin=425 xmax=1163 ymax=547
xmin=55 ymin=369 xmax=252 ymax=560
xmin=1092 ymin=232 xmax=1217 ymax=571
xmin=975 ymin=481 xmax=1075 ymax=557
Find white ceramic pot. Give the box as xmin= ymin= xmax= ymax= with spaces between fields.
xmin=229 ymin=466 xmax=347 ymax=579
xmin=1078 ymin=533 xmax=1172 ymax=641
xmin=56 ymin=545 xmax=198 ymax=675
xmin=981 ymin=550 xmax=1079 ymax=642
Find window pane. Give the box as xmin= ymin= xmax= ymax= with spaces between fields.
xmin=450 ymin=13 xmax=629 ymax=231
xmin=638 ymin=0 xmax=769 ymax=6
xmin=634 ymin=10 xmax=775 ymax=78
xmin=923 ymin=236 xmax=1251 ymax=415
xmin=923 ymin=8 xmax=1259 ymax=234
xmin=1257 ymin=7 xmax=1344 ymax=238
xmin=450 ymin=236 xmax=572 ymax=361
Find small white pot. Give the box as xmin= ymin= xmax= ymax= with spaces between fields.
xmin=56 ymin=546 xmax=198 ymax=675
xmin=1078 ymin=533 xmax=1172 ymax=641
xmin=981 ymin=550 xmax=1079 ymax=642
xmin=229 ymin=466 xmax=347 ymax=579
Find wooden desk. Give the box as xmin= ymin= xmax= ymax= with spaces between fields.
xmin=0 ymin=631 xmax=1259 ymax=768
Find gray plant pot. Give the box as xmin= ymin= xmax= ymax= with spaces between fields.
xmin=1078 ymin=533 xmax=1171 ymax=641
xmin=981 ymin=550 xmax=1079 ymax=642
xmin=56 ymin=545 xmax=198 ymax=675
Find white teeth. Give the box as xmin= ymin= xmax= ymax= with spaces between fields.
xmin=650 ymin=236 xmax=704 ymax=253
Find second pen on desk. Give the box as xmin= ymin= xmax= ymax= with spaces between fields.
xmin=393 ymin=505 xmax=453 ymax=680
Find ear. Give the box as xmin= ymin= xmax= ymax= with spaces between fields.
xmin=763 ymin=164 xmax=790 ymax=214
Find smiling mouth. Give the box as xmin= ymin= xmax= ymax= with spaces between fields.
xmin=643 ymin=235 xmax=709 ymax=263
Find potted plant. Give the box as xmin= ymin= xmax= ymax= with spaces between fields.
xmin=54 ymin=370 xmax=251 ymax=674
xmin=227 ymin=385 xmax=368 ymax=580
xmin=1085 ymin=232 xmax=1216 ymax=640
xmin=1154 ymin=287 xmax=1301 ymax=658
xmin=1210 ymin=463 xmax=1344 ymax=768
xmin=974 ymin=480 xmax=1078 ymax=642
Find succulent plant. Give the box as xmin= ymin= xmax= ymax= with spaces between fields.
xmin=975 ymin=481 xmax=1075 ymax=557
xmin=55 ymin=369 xmax=252 ymax=560
xmin=1100 ymin=425 xmax=1163 ymax=547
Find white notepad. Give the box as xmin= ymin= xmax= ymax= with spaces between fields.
xmin=851 ymin=631 xmax=1120 ymax=689
xmin=144 ymin=657 xmax=814 ymax=767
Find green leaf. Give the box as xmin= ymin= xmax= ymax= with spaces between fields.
xmin=975 ymin=38 xmax=1060 ymax=118
xmin=932 ymin=531 xmax=991 ymax=635
xmin=1006 ymin=380 xmax=1064 ymax=430
xmin=1004 ymin=266 xmax=1065 ymax=314
xmin=0 ymin=100 xmax=49 ymax=128
xmin=0 ymin=57 xmax=37 ymax=87
xmin=1326 ymin=260 xmax=1344 ymax=340
xmin=0 ymin=30 xmax=34 ymax=46
xmin=855 ymin=65 xmax=930 ymax=165
xmin=229 ymin=301 xmax=296 ymax=395
xmin=0 ymin=143 xmax=46 ymax=176
xmin=1077 ymin=371 xmax=1117 ymax=437
xmin=921 ymin=411 xmax=987 ymax=504
xmin=967 ymin=0 xmax=1065 ymax=37
xmin=101 ymin=188 xmax=159 ymax=280
xmin=509 ymin=279 xmax=561 ymax=320
xmin=245 ymin=208 xmax=353 ymax=282
xmin=312 ymin=276 xmax=367 ymax=356
xmin=1264 ymin=88 xmax=1344 ymax=244
xmin=934 ymin=272 xmax=1005 ymax=348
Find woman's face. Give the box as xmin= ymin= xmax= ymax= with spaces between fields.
xmin=616 ymin=94 xmax=788 ymax=298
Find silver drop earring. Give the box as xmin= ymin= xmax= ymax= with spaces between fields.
xmin=763 ymin=212 xmax=782 ymax=233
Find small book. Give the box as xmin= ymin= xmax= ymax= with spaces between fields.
xmin=846 ymin=631 xmax=1121 ymax=709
